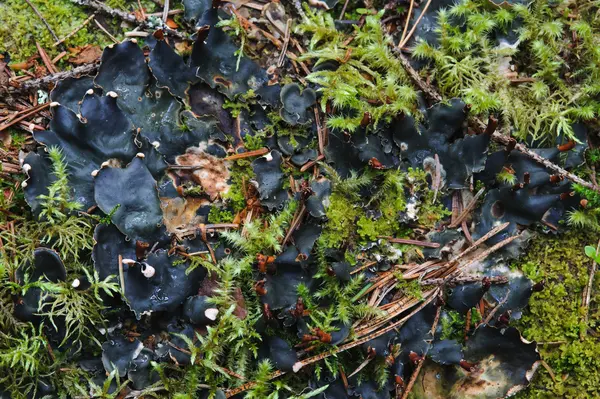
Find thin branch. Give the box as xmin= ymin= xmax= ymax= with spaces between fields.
xmin=24 ymin=0 xmax=61 ymax=43
xmin=3 ymin=63 xmax=99 ymax=94
xmin=54 ymin=13 xmax=96 ymax=47
xmin=71 ymin=0 xmax=185 ymax=40
xmin=94 ymin=19 xmax=119 ymax=43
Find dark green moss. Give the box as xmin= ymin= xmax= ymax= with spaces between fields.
xmin=515 ymin=230 xmax=600 ymax=399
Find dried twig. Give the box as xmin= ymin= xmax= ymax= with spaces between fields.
xmin=24 ymin=0 xmax=61 ymax=43
xmin=54 ymin=13 xmax=96 ymax=47
xmin=71 ymin=0 xmax=185 ymax=39
xmin=94 ymin=19 xmax=119 ymax=43
xmin=3 ymin=63 xmax=99 ymax=94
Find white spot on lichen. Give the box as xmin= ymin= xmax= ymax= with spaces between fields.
xmin=22 ymin=181 xmax=28 ymax=188
xmin=152 ymin=141 xmax=160 ymax=148
xmin=86 ymin=89 xmax=94 ymax=95
xmin=72 ymin=279 xmax=81 ymax=288
xmin=136 ymin=152 xmax=145 ymax=158
xmin=265 ymin=152 xmax=273 ymax=162
xmin=141 ymin=263 xmax=155 ymax=278
xmin=50 ymin=101 xmax=60 ymax=107
xmin=131 ymin=38 xmax=138 ymax=44
xmin=292 ymin=362 xmax=303 ymax=373
xmin=106 ymin=91 xmax=118 ymax=98
xmin=22 ymin=163 xmax=31 ymax=173
xmin=122 ymin=259 xmax=136 ymax=266
xmin=91 ymin=169 xmax=99 ymax=177
xmin=204 ymin=308 xmax=219 ymax=321
xmin=101 ymin=161 xmax=110 ymax=168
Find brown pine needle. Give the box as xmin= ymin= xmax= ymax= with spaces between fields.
xmin=399 ymin=0 xmax=415 ymax=45
xmin=94 ymin=19 xmax=119 ymax=43
xmin=398 ymin=0 xmax=433 ymax=49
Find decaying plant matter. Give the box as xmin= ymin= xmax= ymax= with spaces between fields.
xmin=1 ymin=0 xmax=600 ymax=399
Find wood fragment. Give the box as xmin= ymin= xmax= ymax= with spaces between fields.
xmin=53 ymin=13 xmax=96 ymax=47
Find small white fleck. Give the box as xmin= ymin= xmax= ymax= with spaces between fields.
xmin=50 ymin=101 xmax=60 ymax=107
xmin=72 ymin=279 xmax=81 ymax=288
xmin=265 ymin=152 xmax=273 ymax=162
xmin=292 ymin=362 xmax=303 ymax=373
xmin=101 ymin=161 xmax=110 ymax=168
xmin=122 ymin=259 xmax=136 ymax=265
xmin=86 ymin=89 xmax=94 ymax=95
xmin=152 ymin=141 xmax=160 ymax=148
xmin=22 ymin=181 xmax=28 ymax=188
xmin=204 ymin=308 xmax=219 ymax=321
xmin=141 ymin=263 xmax=155 ymax=278
xmin=131 ymin=38 xmax=138 ymax=44
xmin=136 ymin=152 xmax=145 ymax=158
xmin=22 ymin=163 xmax=31 ymax=173
xmin=91 ymin=169 xmax=99 ymax=177
xmin=106 ymin=91 xmax=118 ymax=98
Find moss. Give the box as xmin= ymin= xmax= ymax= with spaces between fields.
xmin=222 ymin=160 xmax=254 ymax=214
xmin=320 ymin=192 xmax=360 ymax=248
xmin=0 ymin=0 xmax=114 ymax=64
xmin=514 ymin=230 xmax=600 ymax=399
xmin=207 ymin=207 xmax=234 ymax=224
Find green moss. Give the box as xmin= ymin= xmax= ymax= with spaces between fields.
xmin=221 ymin=160 xmax=254 ymax=214
xmin=0 ymin=0 xmax=114 ymax=64
xmin=207 ymin=207 xmax=234 ymax=224
xmin=320 ymin=192 xmax=360 ymax=248
xmin=515 ymin=230 xmax=600 ymax=399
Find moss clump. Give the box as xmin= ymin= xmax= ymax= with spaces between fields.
xmin=412 ymin=0 xmax=600 ymax=143
xmin=515 ymin=230 xmax=600 ymax=399
xmin=0 ymin=0 xmax=113 ymax=64
xmin=320 ymin=191 xmax=361 ymax=248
